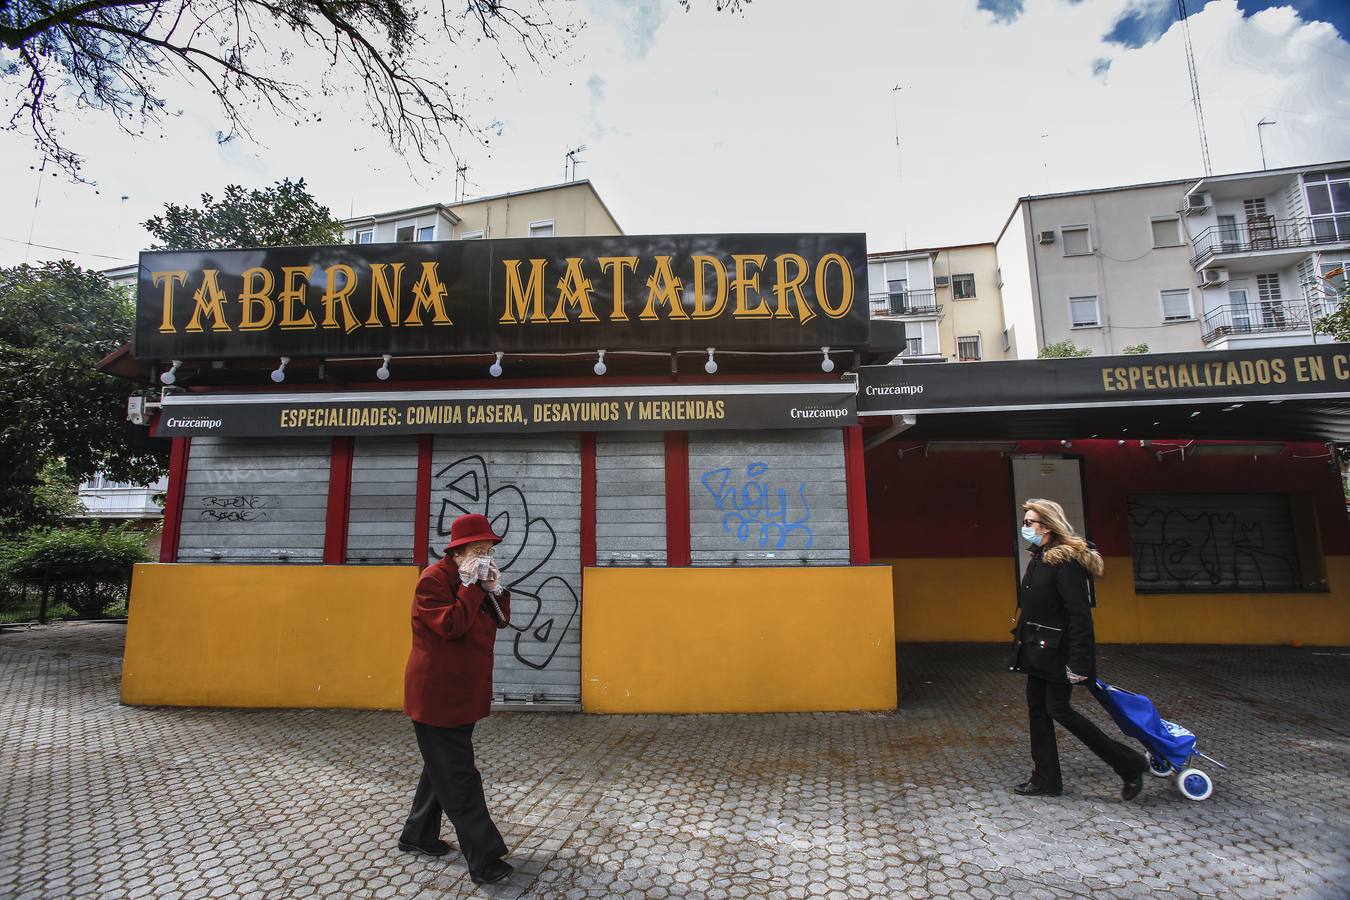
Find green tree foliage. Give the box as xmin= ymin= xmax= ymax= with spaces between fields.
xmin=0 ymin=261 xmax=165 ymax=533
xmin=1038 ymin=340 xmax=1093 ymax=358
xmin=1122 ymin=342 xmax=1150 ymax=355
xmin=1314 ymin=282 xmax=1350 ymax=342
xmin=143 ymin=178 xmax=345 ymax=250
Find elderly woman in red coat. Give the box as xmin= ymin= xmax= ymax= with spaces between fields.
xmin=398 ymin=513 xmax=514 ymax=886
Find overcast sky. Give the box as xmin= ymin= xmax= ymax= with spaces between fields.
xmin=2 ymin=0 xmax=1349 ymax=269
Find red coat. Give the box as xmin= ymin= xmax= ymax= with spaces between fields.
xmin=403 ymin=558 xmax=511 ymax=728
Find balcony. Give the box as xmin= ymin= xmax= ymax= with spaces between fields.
xmin=1191 ymin=216 xmax=1350 ymax=269
xmin=869 ymin=288 xmax=941 ymax=318
xmin=1200 ymin=299 xmax=1330 ymax=344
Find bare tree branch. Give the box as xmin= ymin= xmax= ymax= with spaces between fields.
xmin=0 ymin=0 xmax=578 ymax=180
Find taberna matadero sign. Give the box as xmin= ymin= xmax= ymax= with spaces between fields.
xmin=858 ymin=344 xmax=1350 ymax=415
xmin=133 ymin=233 xmax=868 ymax=361
xmin=155 ymin=382 xmax=858 ymax=437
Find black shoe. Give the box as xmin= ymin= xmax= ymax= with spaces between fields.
xmin=470 ymin=859 xmax=514 ymax=885
xmin=398 ymin=838 xmax=451 ymax=857
xmin=1013 ymin=781 xmax=1062 ymax=797
xmin=1122 ymin=773 xmax=1144 ymax=801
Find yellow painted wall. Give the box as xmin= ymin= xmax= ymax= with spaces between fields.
xmin=885 ymin=556 xmax=1350 ymax=645
xmin=451 ymin=182 xmax=622 ymax=239
xmin=581 ymin=566 xmax=897 ymax=714
xmin=121 ymin=564 xmax=417 ymax=708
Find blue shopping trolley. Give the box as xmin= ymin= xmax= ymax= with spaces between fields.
xmin=1090 ymin=680 xmax=1228 ymax=801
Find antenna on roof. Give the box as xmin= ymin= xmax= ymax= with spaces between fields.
xmin=565 ymin=145 xmax=588 ymax=183
xmin=454 ymin=163 xmax=469 ymax=202
xmin=891 ymin=85 xmax=907 ymax=250
xmin=1177 ymin=0 xmax=1212 ymax=176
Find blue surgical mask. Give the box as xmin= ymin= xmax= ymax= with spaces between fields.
xmin=1020 ymin=525 xmax=1043 ymax=546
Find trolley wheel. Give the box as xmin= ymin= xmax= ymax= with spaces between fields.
xmin=1177 ymin=768 xmax=1213 ymax=801
xmin=1147 ymin=753 xmax=1172 ymax=778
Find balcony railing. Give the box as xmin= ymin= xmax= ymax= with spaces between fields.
xmin=869 ymin=288 xmax=941 ymax=317
xmin=1199 ymin=300 xmax=1329 ymax=344
xmin=1191 ymin=216 xmax=1350 ymax=267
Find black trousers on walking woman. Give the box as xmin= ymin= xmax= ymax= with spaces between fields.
xmin=1026 ymin=675 xmax=1144 ymax=792
xmin=401 ymin=722 xmax=507 ymax=873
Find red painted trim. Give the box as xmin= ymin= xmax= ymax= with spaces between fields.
xmin=414 ymin=434 xmax=433 ymax=567
xmin=581 ymin=433 xmax=597 ymax=568
xmin=159 ymin=437 xmax=191 ymax=563
xmin=664 ymin=431 xmax=691 ymax=566
xmin=323 ymin=437 xmax=355 ymax=564
xmin=843 ymin=425 xmax=871 ymax=565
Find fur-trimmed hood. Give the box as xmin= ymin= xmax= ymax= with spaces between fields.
xmin=1038 ymin=542 xmax=1105 ymax=577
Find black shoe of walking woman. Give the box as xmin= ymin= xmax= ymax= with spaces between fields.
xmin=471 ymin=859 xmax=514 ymax=885
xmin=1122 ymin=772 xmax=1144 ymax=801
xmin=1013 ymin=780 xmax=1062 ymax=797
xmin=398 ymin=839 xmax=451 ymax=857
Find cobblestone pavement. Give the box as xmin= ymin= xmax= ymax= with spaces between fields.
xmin=2 ymin=623 xmax=1347 ymax=899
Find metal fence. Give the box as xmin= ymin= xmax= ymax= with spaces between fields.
xmin=0 ymin=565 xmax=133 ymax=626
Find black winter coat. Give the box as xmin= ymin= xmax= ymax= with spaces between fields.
xmin=1016 ymin=543 xmax=1100 ymax=680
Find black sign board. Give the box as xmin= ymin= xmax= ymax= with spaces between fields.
xmin=135 ymin=233 xmax=867 ymax=360
xmin=156 ymin=384 xmax=856 ymax=437
xmin=859 ymin=344 xmax=1350 ymax=415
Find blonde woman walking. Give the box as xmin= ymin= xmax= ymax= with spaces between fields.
xmin=1012 ymin=499 xmax=1147 ymax=800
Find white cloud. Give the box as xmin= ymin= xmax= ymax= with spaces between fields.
xmin=1 ymin=0 xmax=1347 ymax=268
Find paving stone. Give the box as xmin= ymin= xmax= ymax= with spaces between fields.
xmin=2 ymin=625 xmax=1348 ymax=898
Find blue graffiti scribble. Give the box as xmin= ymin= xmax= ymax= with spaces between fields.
xmin=699 ymin=462 xmax=814 ymax=550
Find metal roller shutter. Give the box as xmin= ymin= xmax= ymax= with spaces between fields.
xmin=346 ymin=438 xmax=418 ymax=564
xmin=178 ymin=438 xmax=330 ymax=563
xmin=688 ymin=429 xmax=849 ymax=566
xmin=428 ymin=434 xmax=582 ymax=706
xmin=1127 ymin=493 xmax=1303 ymax=592
xmin=595 ymin=433 xmax=667 ymax=566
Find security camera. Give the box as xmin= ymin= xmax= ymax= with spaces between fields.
xmin=127 ymin=396 xmax=147 ymax=426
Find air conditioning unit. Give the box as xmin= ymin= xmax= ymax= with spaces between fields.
xmin=1183 ymin=192 xmax=1212 ymax=215
xmin=1198 ymin=267 xmax=1230 ymax=287
xmin=934 ymin=275 xmax=950 ymax=288
xmin=1038 ymin=230 xmax=1056 ymax=244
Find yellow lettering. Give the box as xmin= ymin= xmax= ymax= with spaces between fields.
xmin=152 ymin=271 xmax=187 ymax=333
xmin=598 ymin=256 xmax=638 ymax=322
xmin=691 ymin=255 xmax=729 ymax=320
xmin=731 ymin=254 xmax=770 ymax=318
xmin=321 ymin=265 xmax=360 ymax=333
xmin=500 ymin=259 xmax=547 ymax=324
xmin=187 ymin=269 xmax=232 ymax=333
xmin=815 ymin=253 xmax=855 ymax=319
xmin=773 ymin=253 xmax=814 ymax=323
xmin=1271 ymin=359 xmax=1287 ymax=383
xmin=1334 ymin=355 xmax=1350 ymax=381
xmin=551 ymin=258 xmax=600 ymax=323
xmin=278 ymin=266 xmax=317 ymax=330
xmin=640 ymin=256 xmax=688 ymax=321
xmin=405 ymin=262 xmax=453 ymax=326
xmin=366 ymin=263 xmax=405 ymax=327
xmin=236 ymin=268 xmax=275 ymax=331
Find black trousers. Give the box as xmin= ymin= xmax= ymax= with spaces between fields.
xmin=1026 ymin=675 xmax=1144 ymax=792
xmin=401 ymin=721 xmax=507 ymax=873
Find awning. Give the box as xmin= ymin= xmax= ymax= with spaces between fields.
xmin=859 ymin=344 xmax=1350 ymax=442
xmin=156 ymin=381 xmax=857 ymax=438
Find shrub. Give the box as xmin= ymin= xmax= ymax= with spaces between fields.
xmin=0 ymin=525 xmax=148 ymax=619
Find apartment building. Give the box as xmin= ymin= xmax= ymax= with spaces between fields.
xmin=1184 ymin=162 xmax=1350 ymax=350
xmin=341 ymin=179 xmax=623 ymax=244
xmin=867 ymin=243 xmax=1008 ymax=363
xmin=995 ymin=160 xmax=1350 ymax=359
xmin=995 ymin=178 xmax=1200 ymax=359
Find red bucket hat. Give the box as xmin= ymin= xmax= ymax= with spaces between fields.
xmin=444 ymin=513 xmax=502 ymax=551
